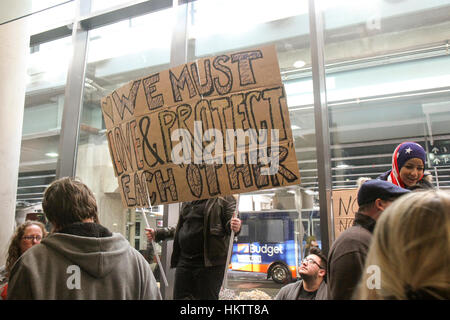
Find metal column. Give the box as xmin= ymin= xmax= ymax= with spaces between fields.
xmin=308 ymin=0 xmax=334 ymax=255
xmin=56 ymin=0 xmax=91 ymax=179
xmin=159 ymin=0 xmax=189 ymax=300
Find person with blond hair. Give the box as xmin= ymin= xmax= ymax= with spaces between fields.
xmin=355 ymin=190 xmax=450 ymax=300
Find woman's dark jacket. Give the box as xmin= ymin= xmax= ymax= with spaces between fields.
xmin=154 ymin=196 xmax=237 ymax=268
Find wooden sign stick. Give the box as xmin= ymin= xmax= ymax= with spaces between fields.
xmin=142 ymin=184 xmax=169 ymax=287
xmin=222 ymin=194 xmax=240 ymax=289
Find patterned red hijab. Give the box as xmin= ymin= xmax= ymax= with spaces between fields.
xmin=388 ymin=142 xmax=426 ymax=188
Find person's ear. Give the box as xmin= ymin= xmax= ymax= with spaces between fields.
xmin=318 ymin=268 xmax=326 ymax=278
xmin=374 ymin=198 xmax=387 ymax=211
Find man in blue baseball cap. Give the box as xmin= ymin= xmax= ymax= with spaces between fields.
xmin=327 ymin=179 xmax=410 ymax=300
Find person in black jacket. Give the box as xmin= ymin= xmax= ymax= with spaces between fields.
xmin=145 ymin=196 xmax=241 ymax=300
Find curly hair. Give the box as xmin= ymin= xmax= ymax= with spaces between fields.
xmin=5 ymin=221 xmax=47 ymax=276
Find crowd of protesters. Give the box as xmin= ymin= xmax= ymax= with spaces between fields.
xmin=1 ymin=142 xmax=448 ymax=300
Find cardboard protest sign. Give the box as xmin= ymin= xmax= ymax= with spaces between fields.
xmin=332 ymin=189 xmax=358 ymax=239
xmin=101 ymin=45 xmax=300 ymax=207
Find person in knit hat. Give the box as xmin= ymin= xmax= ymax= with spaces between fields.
xmin=378 ymin=142 xmax=433 ymax=190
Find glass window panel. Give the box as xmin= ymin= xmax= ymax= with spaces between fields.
xmin=323 ymin=0 xmax=450 ymax=190
xmin=254 ymin=219 xmax=284 ymax=243
xmin=0 ymin=0 xmax=73 ymax=25
xmin=90 ymin=0 xmax=136 ymax=13
xmin=189 ymin=0 xmax=315 ymax=192
xmin=29 ymin=1 xmax=76 ymax=35
xmin=76 ymin=8 xmax=174 ymax=239
xmin=31 ymin=0 xmax=70 ymax=11
xmin=188 ymin=0 xmax=313 ymax=298
xmin=239 ymin=224 xmax=249 ymax=239
xmin=17 ymin=36 xmax=72 ymax=209
xmin=135 ymin=221 xmax=141 ymax=236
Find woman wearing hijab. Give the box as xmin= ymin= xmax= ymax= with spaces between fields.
xmin=378 ymin=142 xmax=433 ymax=190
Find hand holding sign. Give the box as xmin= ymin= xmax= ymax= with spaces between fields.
xmin=230 ymin=217 xmax=241 ymax=233
xmin=145 ymin=228 xmax=155 ymax=242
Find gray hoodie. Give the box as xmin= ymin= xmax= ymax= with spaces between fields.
xmin=7 ymin=227 xmax=161 ymax=300
xmin=275 ymin=279 xmax=329 ymax=300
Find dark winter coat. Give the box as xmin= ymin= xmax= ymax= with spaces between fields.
xmin=154 ymin=196 xmax=237 ymax=268
xmin=327 ymin=213 xmax=375 ymax=300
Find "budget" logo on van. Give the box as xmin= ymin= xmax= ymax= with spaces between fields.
xmin=249 ymin=244 xmax=283 ymax=256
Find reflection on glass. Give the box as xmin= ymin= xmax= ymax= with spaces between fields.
xmin=189 ymin=0 xmax=314 ymax=297
xmin=31 ymin=0 xmax=70 ymax=11
xmin=322 ymin=0 xmax=450 ymax=190
xmin=27 ymin=37 xmax=72 ymax=92
xmin=90 ymin=0 xmax=135 ymax=13
xmin=87 ymin=11 xmax=173 ymax=68
xmin=29 ymin=1 xmax=75 ymax=35
xmin=231 ymin=210 xmax=299 ymax=285
xmin=17 ymin=36 xmax=72 ymax=207
xmin=76 ymin=8 xmax=174 ymax=241
xmin=0 ymin=0 xmax=73 ymax=25
xmin=190 ymin=0 xmax=309 ymax=55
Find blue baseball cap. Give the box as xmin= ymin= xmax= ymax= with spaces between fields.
xmin=358 ymin=180 xmax=410 ymax=206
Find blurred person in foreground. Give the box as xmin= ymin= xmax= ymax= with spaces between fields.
xmin=0 ymin=221 xmax=47 ymax=300
xmin=275 ymin=247 xmax=328 ymax=300
xmin=355 ymin=190 xmax=450 ymax=300
xmin=327 ymin=180 xmax=410 ymax=300
xmin=7 ymin=177 xmax=161 ymax=300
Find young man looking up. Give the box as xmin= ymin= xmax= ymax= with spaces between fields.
xmin=275 ymin=247 xmax=328 ymax=300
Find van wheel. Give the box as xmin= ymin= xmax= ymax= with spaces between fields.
xmin=270 ymin=263 xmax=291 ymax=284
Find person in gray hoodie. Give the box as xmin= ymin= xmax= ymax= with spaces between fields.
xmin=7 ymin=177 xmax=161 ymax=300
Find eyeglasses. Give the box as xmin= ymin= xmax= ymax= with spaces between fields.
xmin=22 ymin=235 xmax=42 ymax=242
xmin=302 ymin=258 xmax=324 ymax=269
